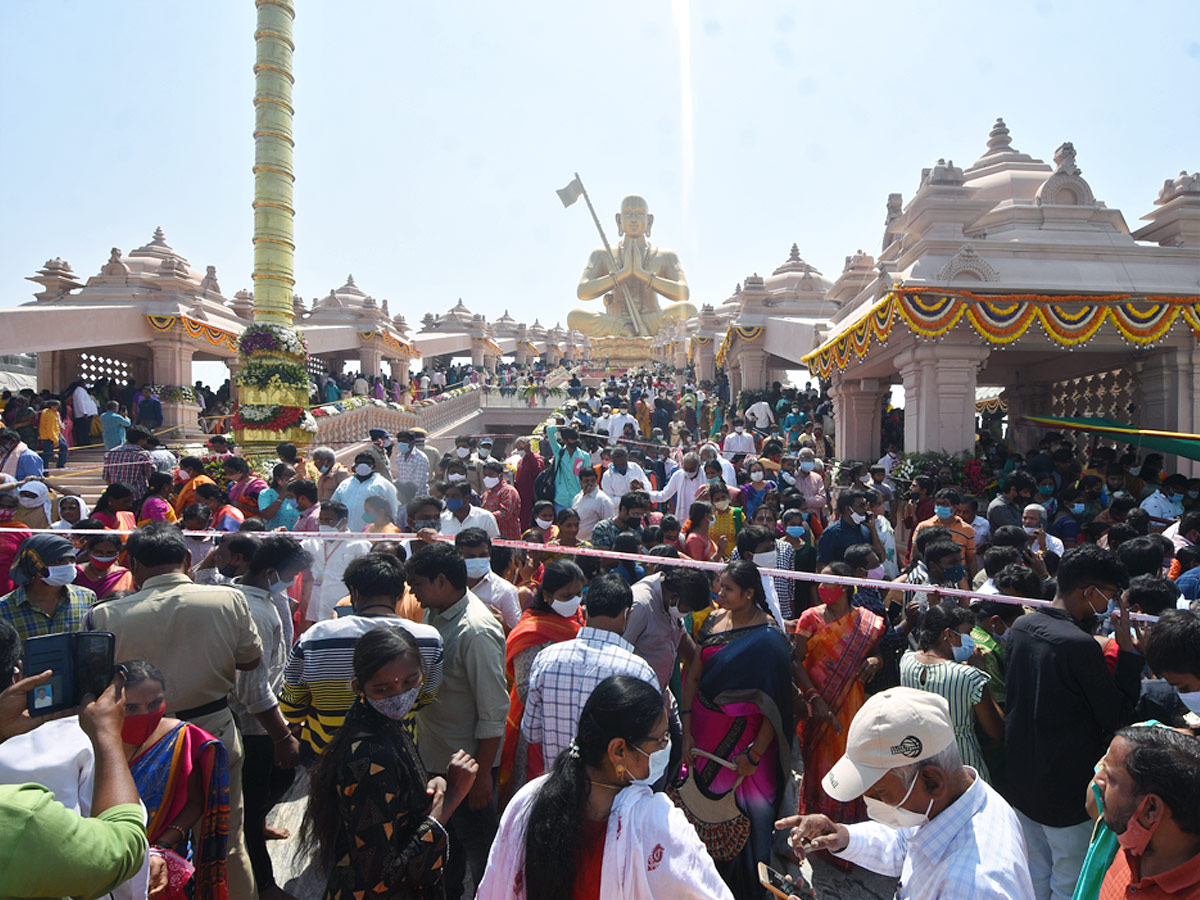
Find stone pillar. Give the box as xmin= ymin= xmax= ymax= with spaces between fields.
xmin=327 ymin=357 xmax=345 ymax=376
xmin=470 ymin=341 xmax=485 ymax=369
xmin=896 ymin=342 xmax=989 ymax=455
xmin=694 ymin=342 xmax=714 ymax=383
xmin=388 ymin=359 xmax=409 ymax=382
xmin=740 ymin=347 xmax=767 ymax=393
xmin=360 ymin=347 xmax=383 ymax=378
xmin=1139 ymin=348 xmax=1200 ymax=476
xmin=150 ymin=339 xmax=195 ymax=434
xmin=226 ymin=359 xmax=243 ymax=404
xmin=830 ymin=377 xmax=887 ymax=462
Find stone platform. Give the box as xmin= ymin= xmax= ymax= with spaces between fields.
xmin=588 ymin=335 xmax=655 ymax=368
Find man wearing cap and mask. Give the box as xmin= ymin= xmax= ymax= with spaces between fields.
xmin=331 ymin=451 xmax=398 ymax=533
xmin=0 ymin=534 xmax=96 ymax=642
xmin=776 ymin=687 xmax=1034 ymax=900
xmin=365 ymin=429 xmax=396 ymax=483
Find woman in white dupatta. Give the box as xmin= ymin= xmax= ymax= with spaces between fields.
xmin=478 ymin=675 xmax=731 ymax=900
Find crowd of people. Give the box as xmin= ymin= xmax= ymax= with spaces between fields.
xmin=1 ymin=364 xmax=1200 ymax=900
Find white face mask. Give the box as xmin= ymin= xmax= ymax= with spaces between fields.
xmin=482 ymin=475 xmax=500 ymax=489
xmin=448 ymin=472 xmax=467 ymax=482
xmin=478 ymin=447 xmax=490 ymax=458
xmin=456 ymin=447 xmax=471 ymax=458
xmin=734 ymin=426 xmax=744 ymax=433
xmin=850 ymin=511 xmax=867 ymax=525
xmin=631 ymin=738 xmax=672 ymax=786
xmin=1023 ymin=525 xmax=1038 ymax=535
xmin=551 ymin=595 xmax=582 ymax=618
xmin=18 ymin=495 xmax=42 ymax=508
xmin=43 ymin=564 xmax=77 ymax=587
xmin=367 ymin=687 xmax=419 ymax=721
xmin=750 ymin=471 xmax=765 ymax=482
xmin=517 ymin=449 xmax=527 ymax=458
xmin=268 ymin=575 xmax=291 ymax=594
xmin=464 ymin=557 xmax=492 ymax=579
xmin=354 ymin=463 xmax=373 ymax=477
xmin=535 ymin=517 xmax=555 ymax=530
xmin=752 ymin=550 xmax=776 ymax=569
xmin=1178 ymin=689 xmax=1200 ymax=715
xmin=318 ymin=523 xmax=343 ymax=533
xmin=863 ymin=771 xmax=933 ymax=829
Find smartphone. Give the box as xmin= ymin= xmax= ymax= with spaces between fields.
xmin=24 ymin=631 xmax=115 ymax=715
xmin=758 ymin=862 xmax=815 ymax=900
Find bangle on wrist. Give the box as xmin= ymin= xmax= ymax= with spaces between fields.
xmin=274 ymin=731 xmax=294 ymax=743
xmin=805 ymin=689 xmax=822 ymax=703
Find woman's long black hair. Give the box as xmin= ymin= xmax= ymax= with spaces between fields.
xmin=523 ymin=675 xmax=662 ymax=900
xmin=724 ymin=558 xmax=769 ymax=614
xmin=299 ymin=627 xmax=423 ymax=868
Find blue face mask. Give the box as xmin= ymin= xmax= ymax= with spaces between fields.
xmin=934 ymin=505 xmax=953 ymax=520
xmin=942 ymin=563 xmax=967 ymax=584
xmin=1070 ymin=503 xmax=1086 ymax=516
xmin=396 ymin=442 xmax=410 ymax=454
xmin=785 ymin=525 xmax=806 ymax=538
xmin=953 ymin=632 xmax=976 ymax=663
xmin=613 ymin=465 xmax=627 ymax=474
xmin=444 ymin=497 xmax=464 ymax=512
xmin=1039 ymin=485 xmax=1054 ymax=496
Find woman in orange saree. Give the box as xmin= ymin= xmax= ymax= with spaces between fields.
xmin=792 ymin=562 xmax=884 ymax=826
xmin=496 ymin=559 xmax=585 ymax=805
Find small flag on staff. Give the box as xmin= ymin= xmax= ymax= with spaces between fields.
xmin=556 ymin=176 xmax=583 ymax=208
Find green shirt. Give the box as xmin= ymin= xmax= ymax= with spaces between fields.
xmin=971 ymin=625 xmax=1007 ymax=707
xmin=0 ymin=785 xmax=146 ymax=900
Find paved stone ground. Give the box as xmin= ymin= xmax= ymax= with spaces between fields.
xmin=267 ymin=743 xmax=897 ymax=900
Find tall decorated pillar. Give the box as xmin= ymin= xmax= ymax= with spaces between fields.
xmin=233 ymin=0 xmax=314 ymax=446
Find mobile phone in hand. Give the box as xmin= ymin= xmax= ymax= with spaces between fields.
xmin=759 ymin=862 xmax=816 ymax=900
xmin=24 ymin=632 xmax=115 ymax=715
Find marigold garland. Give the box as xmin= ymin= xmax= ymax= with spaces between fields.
xmin=802 ymin=288 xmax=1200 ymax=379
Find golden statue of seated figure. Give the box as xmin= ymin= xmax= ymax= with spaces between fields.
xmin=567 ymin=195 xmax=697 ymax=337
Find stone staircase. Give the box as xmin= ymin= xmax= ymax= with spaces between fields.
xmin=47 ymin=446 xmax=110 ymax=508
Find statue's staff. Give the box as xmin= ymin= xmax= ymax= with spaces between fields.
xmin=557 ymin=173 xmax=647 ymax=336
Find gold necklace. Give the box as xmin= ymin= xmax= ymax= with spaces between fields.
xmin=588 ymin=779 xmax=627 ymax=790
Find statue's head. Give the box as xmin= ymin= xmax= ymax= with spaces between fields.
xmin=616 ymin=195 xmax=653 ymax=238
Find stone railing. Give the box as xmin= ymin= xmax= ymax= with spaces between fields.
xmin=313 ymin=385 xmax=484 ymax=447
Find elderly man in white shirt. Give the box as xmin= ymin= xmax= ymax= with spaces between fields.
xmin=650 ymin=451 xmax=704 ymax=519
xmin=777 ymin=688 xmax=1034 ymax=900
xmin=572 ymin=466 xmax=615 ymax=540
xmin=600 ymin=445 xmax=649 ymax=498
xmin=301 ymin=501 xmax=370 ymax=623
xmin=1022 ymin=504 xmax=1065 ymax=557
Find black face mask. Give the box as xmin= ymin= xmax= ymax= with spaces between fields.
xmin=626 ymin=516 xmax=643 ymax=530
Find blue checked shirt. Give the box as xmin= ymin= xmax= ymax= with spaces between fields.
xmin=832 ymin=768 xmax=1035 ymax=900
xmin=522 ymin=627 xmax=659 ymax=769
xmin=0 ymin=584 xmax=96 ymax=642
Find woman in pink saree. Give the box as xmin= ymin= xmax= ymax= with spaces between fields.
xmin=681 ymin=560 xmax=793 ymax=898
xmin=75 ymin=532 xmax=135 ymax=600
xmin=122 ymin=660 xmax=230 ymax=900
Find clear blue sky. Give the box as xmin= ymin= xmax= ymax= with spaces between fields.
xmin=2 ymin=0 xmax=1198 ymax=338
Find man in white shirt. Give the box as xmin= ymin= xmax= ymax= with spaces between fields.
xmin=438 ymin=481 xmax=500 ymax=539
xmin=1022 ymin=504 xmax=1066 ymax=557
xmin=331 ymin=451 xmax=398 ymax=532
xmin=601 ymin=445 xmax=648 ymax=498
xmin=777 ymin=688 xmax=1035 ymax=900
xmin=650 ymin=451 xmax=704 ymax=519
xmin=606 ymin=404 xmax=639 ymax=446
xmin=522 ymin=573 xmax=659 ymax=770
xmin=745 ymin=399 xmax=775 ymax=434
xmin=573 ymin=466 xmax=616 ymax=540
xmin=722 ymin=418 xmax=757 ymax=457
xmin=877 ymin=443 xmax=901 ymax=477
xmin=1140 ymin=475 xmax=1188 ymax=528
xmin=300 ymin=501 xmax=370 ymax=624
xmin=456 ymin=527 xmax=520 ymax=631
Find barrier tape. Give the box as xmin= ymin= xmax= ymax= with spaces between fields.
xmin=30 ymin=527 xmax=1162 ymax=623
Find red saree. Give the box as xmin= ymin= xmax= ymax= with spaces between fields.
xmin=497 ymin=608 xmax=580 ymax=788
xmin=795 ymin=606 xmax=885 ymax=823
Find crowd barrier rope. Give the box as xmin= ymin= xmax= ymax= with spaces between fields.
xmin=28 ymin=527 xmax=1162 ymax=624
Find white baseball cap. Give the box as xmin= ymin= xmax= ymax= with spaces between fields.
xmin=822 ymin=688 xmax=956 ymax=802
